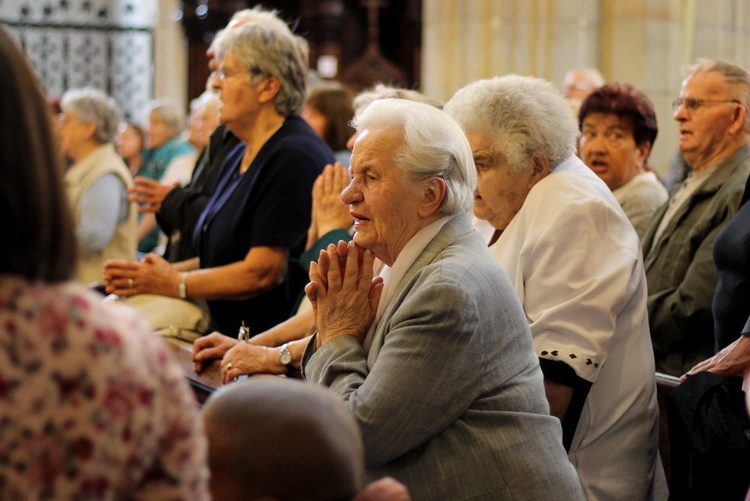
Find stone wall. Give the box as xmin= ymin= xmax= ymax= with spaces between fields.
xmin=423 ymin=0 xmax=750 ymax=176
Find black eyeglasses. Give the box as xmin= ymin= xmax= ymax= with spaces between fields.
xmin=671 ymin=97 xmax=741 ymax=113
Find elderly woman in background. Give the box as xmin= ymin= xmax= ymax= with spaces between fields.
xmin=105 ymin=20 xmax=332 ymax=337
xmin=302 ymin=83 xmax=355 ymax=166
xmin=578 ymin=83 xmax=668 ymax=239
xmin=59 ymin=88 xmax=136 ymax=286
xmin=445 ymin=75 xmax=662 ymax=500
xmin=158 ymin=91 xmax=222 ymax=188
xmin=137 ymin=99 xmax=196 ymax=253
xmin=115 ymin=121 xmax=145 ymax=177
xmin=0 ymin=27 xmax=208 ymax=498
xmin=302 ymin=98 xmax=583 ymax=500
xmin=142 ymin=91 xmax=222 ymax=255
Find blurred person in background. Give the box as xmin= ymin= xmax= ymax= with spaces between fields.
xmin=303 ymin=83 xmax=355 ymax=166
xmin=562 ymin=67 xmax=605 ymax=114
xmin=124 ymin=6 xmax=290 ymax=264
xmin=59 ymin=87 xmax=136 ymax=286
xmin=115 ymin=121 xmax=146 ymax=177
xmin=137 ymin=99 xmax=195 ymax=253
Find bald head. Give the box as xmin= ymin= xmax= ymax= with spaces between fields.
xmin=202 ymin=378 xmax=364 ymax=501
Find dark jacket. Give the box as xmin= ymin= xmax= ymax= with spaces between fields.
xmin=157 ymin=125 xmax=242 ymax=262
xmin=642 ymin=145 xmax=750 ymax=376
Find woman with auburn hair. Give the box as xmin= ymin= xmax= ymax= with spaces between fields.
xmin=0 ymin=27 xmax=208 ymax=499
xmin=578 ymin=83 xmax=667 ymax=239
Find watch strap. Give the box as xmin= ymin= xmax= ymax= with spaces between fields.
xmin=279 ymin=343 xmax=295 ymax=372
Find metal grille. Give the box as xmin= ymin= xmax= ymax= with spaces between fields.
xmin=0 ymin=0 xmax=157 ymax=121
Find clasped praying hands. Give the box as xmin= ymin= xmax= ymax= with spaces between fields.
xmin=305 ymin=240 xmax=383 ymax=348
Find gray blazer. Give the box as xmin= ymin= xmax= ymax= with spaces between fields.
xmin=642 ymin=145 xmax=750 ymax=376
xmin=303 ymin=214 xmax=583 ymax=500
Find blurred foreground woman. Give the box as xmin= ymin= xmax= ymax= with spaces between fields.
xmin=0 ymin=27 xmax=209 ymax=499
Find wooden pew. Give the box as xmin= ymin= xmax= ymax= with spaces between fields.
xmin=162 ymin=334 xmax=686 ymax=486
xmin=164 ymin=336 xmax=222 ymax=404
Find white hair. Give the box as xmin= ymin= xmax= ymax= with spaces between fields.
xmin=61 ymin=87 xmax=122 ymax=144
xmin=190 ymin=90 xmax=221 ymax=114
xmin=353 ymin=99 xmax=476 ymax=216
xmin=444 ymin=75 xmax=579 ymax=172
xmin=146 ymin=99 xmax=186 ymax=136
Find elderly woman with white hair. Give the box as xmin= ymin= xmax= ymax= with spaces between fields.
xmin=302 ymin=98 xmax=584 ymax=500
xmin=445 ymin=75 xmax=662 ymax=500
xmin=192 ymin=86 xmax=445 ymax=382
xmin=60 ymin=88 xmax=136 ymax=285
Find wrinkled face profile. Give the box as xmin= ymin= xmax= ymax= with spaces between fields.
xmin=579 ymin=112 xmax=649 ymax=191
xmin=58 ymin=111 xmax=94 ymax=159
xmin=212 ymin=53 xmax=262 ymax=131
xmin=341 ymin=126 xmax=423 ymax=266
xmin=467 ymin=130 xmax=539 ymax=231
xmin=673 ymin=70 xmax=743 ymax=169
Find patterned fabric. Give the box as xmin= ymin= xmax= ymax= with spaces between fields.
xmin=0 ymin=276 xmax=209 ymax=500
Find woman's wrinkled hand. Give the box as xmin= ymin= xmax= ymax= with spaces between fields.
xmin=305 ymin=240 xmax=383 ymax=348
xmin=220 ymin=343 xmax=279 ymax=384
xmin=307 ymin=163 xmax=352 ymax=248
xmin=103 ymin=253 xmax=179 ymax=297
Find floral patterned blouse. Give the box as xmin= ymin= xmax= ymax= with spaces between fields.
xmin=0 ymin=276 xmax=209 ymax=500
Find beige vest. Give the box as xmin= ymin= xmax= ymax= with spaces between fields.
xmin=65 ymin=143 xmax=137 ymax=285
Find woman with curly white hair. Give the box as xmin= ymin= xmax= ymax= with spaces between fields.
xmin=445 ymin=75 xmax=664 ymax=500
xmin=60 ymin=87 xmax=136 ymax=286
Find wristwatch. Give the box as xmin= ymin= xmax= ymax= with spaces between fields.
xmin=279 ymin=343 xmax=295 ymax=372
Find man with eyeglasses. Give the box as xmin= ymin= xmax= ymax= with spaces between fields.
xmin=642 ymin=59 xmax=750 ymax=377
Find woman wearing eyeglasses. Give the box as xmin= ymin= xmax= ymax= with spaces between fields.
xmin=578 ymin=83 xmax=668 ymax=240
xmin=104 ymin=19 xmax=334 ymax=337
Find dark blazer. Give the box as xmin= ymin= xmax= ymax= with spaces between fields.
xmin=157 ymin=125 xmax=241 ymax=262
xmin=193 ymin=117 xmax=332 ymax=336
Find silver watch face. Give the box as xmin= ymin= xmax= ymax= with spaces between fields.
xmin=280 ymin=350 xmax=292 ymax=365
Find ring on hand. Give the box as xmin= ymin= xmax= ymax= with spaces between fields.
xmin=128 ymin=278 xmax=134 ymax=288
xmin=226 ymin=362 xmax=233 ymax=370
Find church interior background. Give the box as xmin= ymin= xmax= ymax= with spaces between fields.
xmin=3 ymin=0 xmax=750 ymax=175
